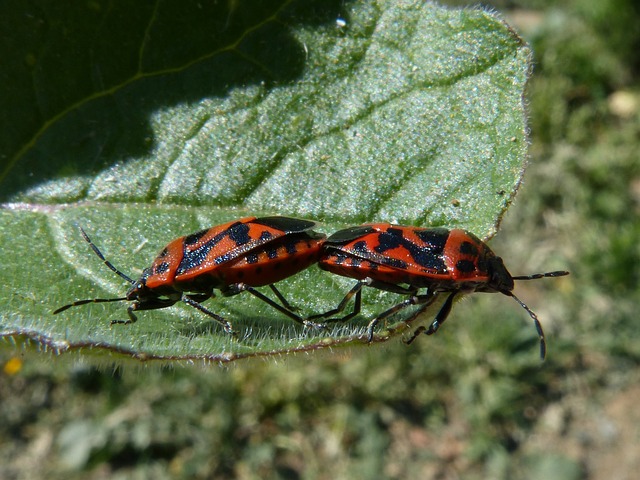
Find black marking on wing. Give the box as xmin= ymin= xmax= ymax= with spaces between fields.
xmin=459 ymin=241 xmax=478 ymax=256
xmin=253 ymin=216 xmax=316 ymax=234
xmin=175 ymin=222 xmax=302 ymax=275
xmin=177 ymin=222 xmax=249 ymax=274
xmin=153 ymin=262 xmax=170 ymax=275
xmin=372 ymin=227 xmax=448 ymax=272
xmin=326 ymin=225 xmax=377 ymax=245
xmin=184 ymin=229 xmax=209 ymax=246
xmin=328 ymin=227 xmax=449 ymax=274
xmin=456 ymin=259 xmax=477 ymax=273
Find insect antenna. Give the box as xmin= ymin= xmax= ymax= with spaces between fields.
xmin=501 ymin=271 xmax=568 ymax=360
xmin=53 ymin=297 xmax=128 ymax=315
xmin=53 ymin=227 xmax=135 ymax=315
xmin=501 ymin=291 xmax=547 ymax=360
xmin=79 ymin=226 xmax=136 ymax=285
xmin=512 ymin=270 xmax=569 ymax=281
xmin=502 ymin=270 xmax=569 ymax=360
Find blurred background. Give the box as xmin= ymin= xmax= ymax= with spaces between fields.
xmin=2 ymin=0 xmax=640 ymax=478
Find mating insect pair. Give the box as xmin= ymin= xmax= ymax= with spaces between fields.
xmin=54 ymin=216 xmax=568 ymax=358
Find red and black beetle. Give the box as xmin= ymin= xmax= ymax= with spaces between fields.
xmin=311 ymin=224 xmax=568 ymax=358
xmin=54 ymin=216 xmax=326 ymax=333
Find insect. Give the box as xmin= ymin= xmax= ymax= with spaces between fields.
xmin=310 ymin=224 xmax=569 ymax=359
xmin=54 ymin=216 xmax=327 ymax=334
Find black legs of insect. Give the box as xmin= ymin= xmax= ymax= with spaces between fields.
xmin=405 ymin=290 xmax=550 ymax=360
xmin=181 ymin=296 xmax=234 ymax=335
xmin=307 ymin=280 xmax=368 ymax=323
xmin=101 ymin=293 xmax=238 ymax=335
xmin=54 ymin=283 xmax=314 ymax=334
xmin=404 ymin=292 xmax=458 ymax=345
xmin=238 ymin=284 xmax=326 ymax=329
xmin=308 ymin=279 xmax=440 ymax=342
xmin=363 ymin=290 xmax=439 ymax=342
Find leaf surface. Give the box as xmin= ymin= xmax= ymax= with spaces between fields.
xmin=0 ymin=1 xmax=531 ymax=362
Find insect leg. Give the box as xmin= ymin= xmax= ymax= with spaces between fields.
xmin=307 ymin=279 xmax=369 ymax=322
xmin=366 ymin=290 xmax=439 ymax=342
xmin=404 ymin=292 xmax=457 ymax=344
xmin=425 ymin=292 xmax=457 ymax=335
xmin=181 ymin=296 xmax=235 ymax=335
xmin=268 ymin=284 xmax=299 ymax=312
xmin=239 ymin=285 xmax=325 ymax=329
xmin=110 ymin=305 xmax=139 ymax=325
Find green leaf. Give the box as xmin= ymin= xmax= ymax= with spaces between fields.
xmin=0 ymin=1 xmax=531 ymax=363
